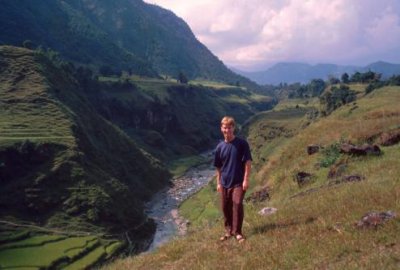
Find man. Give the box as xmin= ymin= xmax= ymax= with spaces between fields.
xmin=214 ymin=116 xmax=252 ymax=243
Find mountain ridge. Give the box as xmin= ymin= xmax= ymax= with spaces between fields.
xmin=234 ymin=61 xmax=400 ymax=85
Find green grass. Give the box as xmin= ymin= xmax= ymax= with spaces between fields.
xmin=167 ymin=155 xmax=208 ymax=177
xmin=0 ymin=235 xmax=98 ymax=268
xmin=189 ymin=79 xmax=245 ymax=90
xmin=0 ymin=229 xmax=123 ymax=269
xmin=0 ymin=234 xmax=67 ymax=250
xmin=64 ymin=245 xmax=107 ymax=270
xmin=64 ymin=238 xmax=99 ymax=258
xmin=0 ymin=230 xmax=30 ymax=243
xmin=272 ymin=97 xmax=319 ymax=111
xmin=105 ymin=241 xmax=125 ymax=259
xmin=179 ymin=181 xmax=220 ymax=227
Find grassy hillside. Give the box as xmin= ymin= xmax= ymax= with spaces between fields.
xmin=0 ymin=45 xmax=172 ymax=267
xmin=104 ymin=85 xmax=400 ymax=269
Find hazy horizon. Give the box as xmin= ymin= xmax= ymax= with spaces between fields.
xmin=229 ymin=59 xmax=400 ymax=73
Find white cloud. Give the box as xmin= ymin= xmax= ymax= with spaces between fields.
xmin=144 ymin=0 xmax=400 ymax=70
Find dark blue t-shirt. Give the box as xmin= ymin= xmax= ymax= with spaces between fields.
xmin=213 ymin=137 xmax=252 ymax=188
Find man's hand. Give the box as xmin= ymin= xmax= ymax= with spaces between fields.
xmin=242 ymin=179 xmax=249 ymax=191
xmin=217 ymin=183 xmax=222 ymax=192
xmin=242 ymin=160 xmax=251 ymax=191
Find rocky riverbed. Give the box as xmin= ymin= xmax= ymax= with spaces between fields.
xmin=145 ymin=152 xmax=215 ymax=251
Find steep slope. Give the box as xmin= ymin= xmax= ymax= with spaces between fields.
xmin=0 ymin=0 xmax=258 ymax=88
xmin=105 ymin=85 xmax=400 ymax=269
xmin=0 ymin=0 xmax=155 ymax=76
xmin=0 ymin=46 xmax=170 ymax=238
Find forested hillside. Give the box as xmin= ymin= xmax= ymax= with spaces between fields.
xmin=0 ymin=0 xmax=257 ymax=88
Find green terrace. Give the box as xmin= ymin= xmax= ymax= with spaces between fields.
xmin=0 ymin=225 xmax=124 ymax=269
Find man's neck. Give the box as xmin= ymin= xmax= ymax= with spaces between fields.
xmin=224 ymin=135 xmax=235 ymax=143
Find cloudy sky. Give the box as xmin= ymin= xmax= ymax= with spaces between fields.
xmin=144 ymin=0 xmax=400 ymax=71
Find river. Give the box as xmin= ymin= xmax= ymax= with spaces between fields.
xmin=145 ymin=151 xmax=215 ymax=251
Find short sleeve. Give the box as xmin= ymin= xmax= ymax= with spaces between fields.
xmin=213 ymin=147 xmax=222 ymax=168
xmin=242 ymin=140 xmax=252 ymax=162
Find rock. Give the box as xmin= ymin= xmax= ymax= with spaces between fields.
xmin=294 ymin=171 xmax=313 ymax=187
xmin=342 ymin=175 xmax=364 ymax=182
xmin=356 ymin=211 xmax=396 ymax=229
xmin=378 ymin=129 xmax=400 ymax=146
xmin=340 ymin=143 xmax=381 ymax=156
xmin=258 ymin=207 xmax=277 ymax=216
xmin=307 ymin=144 xmax=320 ymax=155
xmin=245 ymin=187 xmax=270 ymax=203
xmin=330 ymin=174 xmax=365 ymax=185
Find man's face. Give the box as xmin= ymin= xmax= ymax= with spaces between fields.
xmin=221 ymin=123 xmax=235 ymax=141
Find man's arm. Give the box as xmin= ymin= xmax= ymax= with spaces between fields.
xmin=216 ymin=167 xmax=222 ymax=192
xmin=242 ymin=160 xmax=251 ymax=191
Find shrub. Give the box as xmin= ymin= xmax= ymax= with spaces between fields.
xmin=319 ymin=143 xmax=341 ymax=168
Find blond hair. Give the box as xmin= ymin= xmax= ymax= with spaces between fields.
xmin=221 ymin=116 xmax=235 ymax=127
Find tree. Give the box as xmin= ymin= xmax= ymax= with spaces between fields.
xmin=341 ymin=73 xmax=349 ymax=83
xmin=350 ymin=72 xmax=362 ymax=82
xmin=22 ymin=40 xmax=35 ymax=50
xmin=328 ymin=76 xmax=340 ymax=85
xmin=320 ymin=85 xmax=356 ymax=115
xmin=178 ymin=71 xmax=188 ymax=84
xmin=308 ymin=79 xmax=326 ymax=97
xmin=99 ymin=65 xmax=113 ymax=76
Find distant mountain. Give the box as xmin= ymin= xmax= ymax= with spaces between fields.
xmin=0 ymin=0 xmax=257 ymax=88
xmin=235 ymin=61 xmax=400 ymax=85
xmin=365 ymin=61 xmax=400 ymax=77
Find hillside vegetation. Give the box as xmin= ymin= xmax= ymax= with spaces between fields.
xmin=0 ymin=45 xmax=173 ymax=268
xmin=105 ymin=85 xmax=400 ymax=269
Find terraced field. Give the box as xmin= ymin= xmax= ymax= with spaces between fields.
xmin=0 ymin=225 xmax=124 ymax=269
xmin=0 ymin=47 xmax=75 ymax=148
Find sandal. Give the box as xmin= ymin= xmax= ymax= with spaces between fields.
xmin=235 ymin=234 xmax=246 ymax=243
xmin=219 ymin=234 xmax=232 ymax=241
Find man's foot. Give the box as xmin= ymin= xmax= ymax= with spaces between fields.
xmin=235 ymin=234 xmax=246 ymax=243
xmin=219 ymin=234 xmax=232 ymax=241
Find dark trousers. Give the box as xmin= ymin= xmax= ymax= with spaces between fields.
xmin=221 ymin=186 xmax=245 ymax=235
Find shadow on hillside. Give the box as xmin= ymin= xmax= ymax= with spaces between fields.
xmin=252 ymin=216 xmax=316 ymax=235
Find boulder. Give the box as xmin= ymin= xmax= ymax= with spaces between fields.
xmin=330 ymin=174 xmax=365 ymax=185
xmin=342 ymin=175 xmax=364 ymax=182
xmin=340 ymin=143 xmax=381 ymax=156
xmin=258 ymin=207 xmax=277 ymax=216
xmin=356 ymin=211 xmax=396 ymax=229
xmin=246 ymin=187 xmax=270 ymax=203
xmin=294 ymin=171 xmax=313 ymax=187
xmin=378 ymin=129 xmax=400 ymax=146
xmin=307 ymin=144 xmax=320 ymax=155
